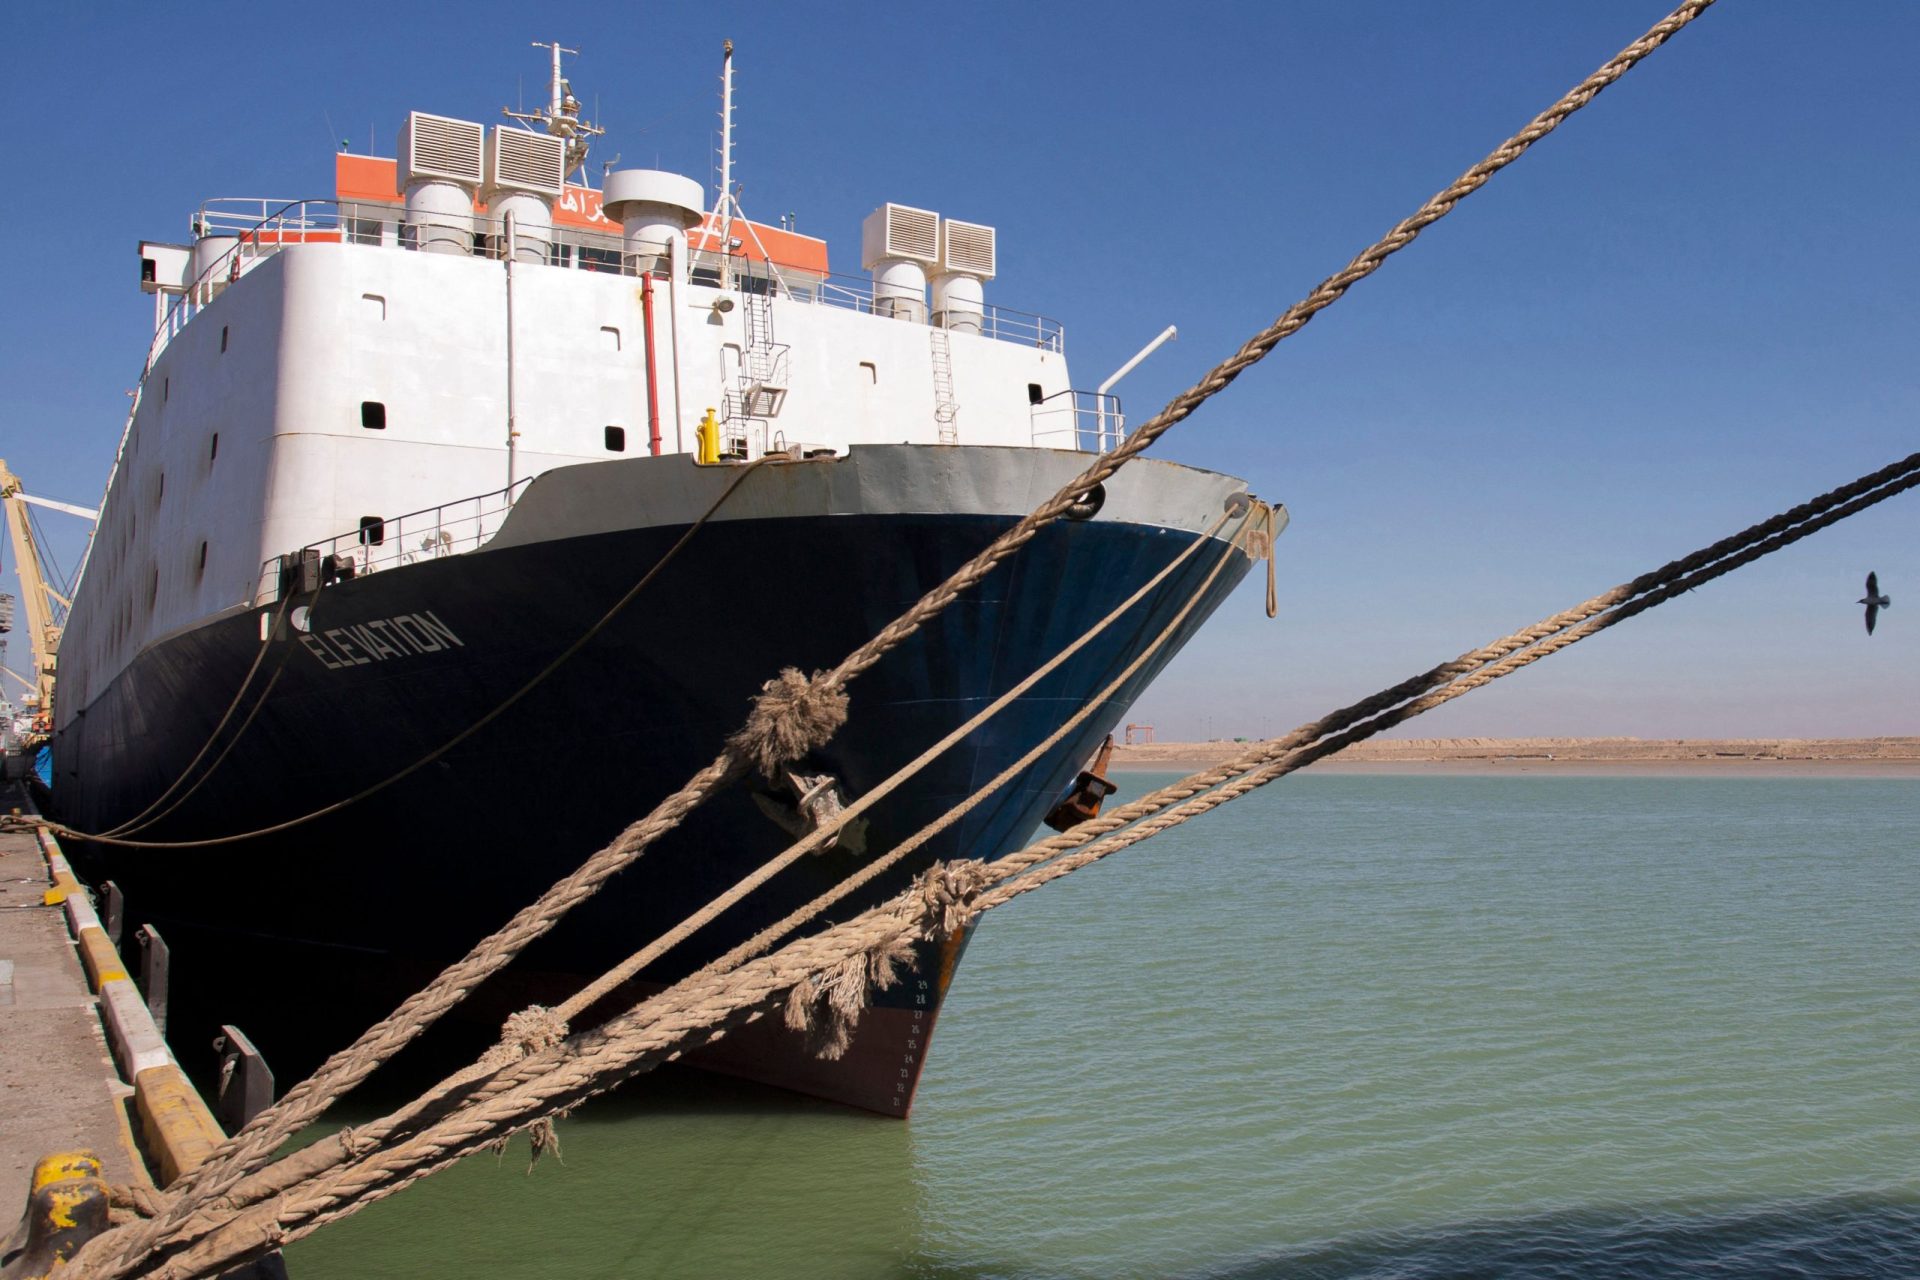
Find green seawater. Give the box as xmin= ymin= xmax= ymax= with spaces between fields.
xmin=286 ymin=775 xmax=1920 ymax=1278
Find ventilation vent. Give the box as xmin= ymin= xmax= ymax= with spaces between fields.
xmin=861 ymin=203 xmax=940 ymax=268
xmin=398 ymin=112 xmax=485 ymax=186
xmin=939 ymin=219 xmax=996 ymax=280
xmin=485 ymin=128 xmax=567 ymax=197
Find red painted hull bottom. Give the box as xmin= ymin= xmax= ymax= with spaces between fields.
xmin=657 ymin=927 xmax=972 ymax=1117
xmin=514 ymin=926 xmax=974 ymax=1117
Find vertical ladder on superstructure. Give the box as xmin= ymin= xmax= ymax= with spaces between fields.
xmin=928 ymin=328 xmax=959 ymax=446
xmin=722 ymin=290 xmax=789 ymax=456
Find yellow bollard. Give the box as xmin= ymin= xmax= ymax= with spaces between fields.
xmin=1 ymin=1151 xmax=110 ymax=1279
xmin=696 ymin=407 xmax=721 ymax=465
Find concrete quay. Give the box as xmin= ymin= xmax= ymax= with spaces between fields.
xmin=0 ymin=781 xmax=143 ymax=1196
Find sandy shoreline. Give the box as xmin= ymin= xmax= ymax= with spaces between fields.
xmin=1108 ymin=737 xmax=1920 ymax=779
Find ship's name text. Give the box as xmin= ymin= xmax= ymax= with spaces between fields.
xmin=300 ymin=611 xmax=464 ymax=670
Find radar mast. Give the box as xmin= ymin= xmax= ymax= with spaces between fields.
xmin=503 ymin=41 xmax=606 ymax=180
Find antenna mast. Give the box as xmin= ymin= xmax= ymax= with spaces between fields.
xmin=693 ymin=41 xmax=788 ymax=292
xmin=503 ymin=41 xmax=606 ymax=180
xmin=716 ymin=39 xmax=735 ymax=275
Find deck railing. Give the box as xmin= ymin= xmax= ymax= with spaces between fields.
xmin=146 ymin=198 xmax=1065 ymax=376
xmin=253 ymin=478 xmax=531 ymax=605
xmin=1030 ymin=389 xmax=1125 ymax=453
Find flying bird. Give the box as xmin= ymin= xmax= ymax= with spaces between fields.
xmin=1858 ymin=571 xmax=1890 ymax=635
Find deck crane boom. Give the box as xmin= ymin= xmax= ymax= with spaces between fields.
xmin=0 ymin=457 xmax=96 ymax=724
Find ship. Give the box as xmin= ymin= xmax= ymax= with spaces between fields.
xmin=50 ymin=45 xmax=1280 ymax=1114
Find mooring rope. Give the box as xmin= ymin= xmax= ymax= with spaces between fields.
xmin=96 ymin=589 xmax=297 ymax=838
xmin=70 ymin=506 xmax=1256 ymax=1275
xmin=90 ymin=442 xmax=1920 ymax=1280
xmin=553 ymin=505 xmax=1253 ymax=1024
xmin=32 ymin=455 xmax=775 ymax=851
xmin=102 ymin=441 xmax=1919 ymax=1280
xmin=695 ymin=508 xmax=1266 ymax=988
xmin=74 ymin=4 xmax=1720 ymax=1271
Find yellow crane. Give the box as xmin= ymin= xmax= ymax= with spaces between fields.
xmin=1 ymin=457 xmax=97 ymax=732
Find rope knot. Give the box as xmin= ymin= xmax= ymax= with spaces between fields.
xmin=477 ymin=1006 xmax=571 ymax=1170
xmin=914 ymin=859 xmax=995 ymax=938
xmin=728 ymin=668 xmax=849 ymax=778
xmin=783 ymin=930 xmax=918 ymax=1060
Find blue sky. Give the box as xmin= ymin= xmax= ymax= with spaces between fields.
xmin=3 ymin=2 xmax=1915 ymax=739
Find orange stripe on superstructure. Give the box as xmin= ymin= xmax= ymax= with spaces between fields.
xmin=334 ymin=153 xmax=830 ymax=275
xmin=336 ymin=153 xmax=403 ymax=203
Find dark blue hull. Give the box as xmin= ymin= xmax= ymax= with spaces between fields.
xmin=55 ymin=498 xmax=1254 ymax=1111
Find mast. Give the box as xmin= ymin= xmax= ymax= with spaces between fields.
xmin=693 ymin=42 xmax=787 ymax=293
xmin=503 ymin=42 xmax=604 ymax=180
xmin=716 ymin=40 xmax=735 ymax=284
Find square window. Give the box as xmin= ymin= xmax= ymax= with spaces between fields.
xmin=358 ymin=516 xmax=386 ymax=546
xmin=361 ymin=401 xmax=386 ymax=430
xmin=604 ymin=425 xmax=627 ymax=452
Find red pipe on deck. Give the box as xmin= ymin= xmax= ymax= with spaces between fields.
xmin=641 ymin=272 xmax=663 ymax=456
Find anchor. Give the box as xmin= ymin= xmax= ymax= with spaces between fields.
xmin=1044 ymin=735 xmax=1119 ymax=832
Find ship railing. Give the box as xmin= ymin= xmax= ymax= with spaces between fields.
xmin=143 ymin=198 xmax=345 ymax=377
xmin=252 ymin=478 xmax=533 ymax=606
xmin=1029 ymin=389 xmax=1125 ymax=453
xmin=696 ymin=251 xmax=1065 ymax=353
xmin=145 ymin=198 xmax=1065 ymax=380
xmin=397 ymin=210 xmax=660 ymax=275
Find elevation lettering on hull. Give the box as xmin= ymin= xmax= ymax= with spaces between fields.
xmin=298 ymin=611 xmax=464 ymax=670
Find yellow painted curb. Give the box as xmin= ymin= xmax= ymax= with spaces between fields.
xmin=133 ymin=1064 xmax=228 ymax=1186
xmin=75 ymin=926 xmax=127 ymax=990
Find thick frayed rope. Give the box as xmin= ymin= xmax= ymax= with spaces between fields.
xmin=728 ymin=668 xmax=851 ymax=778
xmin=780 ymin=860 xmax=993 ymax=1058
xmin=782 ymin=933 xmax=918 ymax=1060
xmin=108 ymin=1184 xmax=173 ymax=1220
xmin=477 ymin=1007 xmax=570 ymax=1170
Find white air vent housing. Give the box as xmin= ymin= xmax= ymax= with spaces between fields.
xmin=931 ymin=217 xmax=995 ymax=333
xmin=861 ymin=203 xmax=939 ymax=269
xmin=397 ymin=112 xmax=483 ymax=255
xmin=938 ymin=219 xmax=996 ymax=280
xmin=398 ymin=112 xmax=485 ymax=187
xmin=863 ymin=203 xmax=938 ymax=323
xmin=484 ymin=128 xmax=567 ymax=198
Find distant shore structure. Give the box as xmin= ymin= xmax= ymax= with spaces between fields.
xmin=1110 ymin=737 xmax=1920 ymax=768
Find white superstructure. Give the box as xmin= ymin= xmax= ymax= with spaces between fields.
xmin=59 ymin=50 xmax=1136 ymax=727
